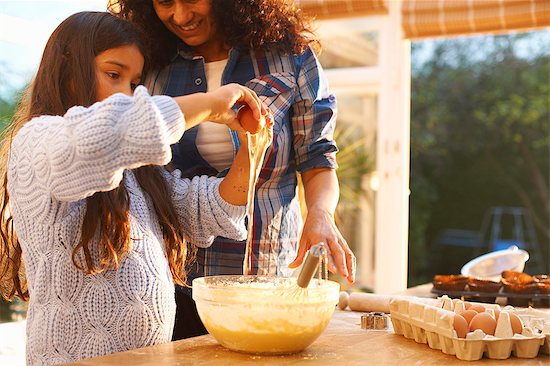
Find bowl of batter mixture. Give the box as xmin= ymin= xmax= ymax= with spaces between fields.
xmin=192 ymin=275 xmax=340 ymax=354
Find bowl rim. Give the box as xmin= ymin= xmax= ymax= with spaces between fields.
xmin=192 ymin=275 xmax=340 ymax=303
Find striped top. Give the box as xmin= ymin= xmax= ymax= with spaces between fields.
xmin=146 ymin=45 xmax=338 ymax=286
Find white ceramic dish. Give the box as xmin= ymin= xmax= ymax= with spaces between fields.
xmin=461 ymin=246 xmax=529 ymax=281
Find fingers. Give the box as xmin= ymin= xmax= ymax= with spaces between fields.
xmin=325 ymin=239 xmax=348 ymax=279
xmin=314 ymin=236 xmax=356 ymax=283
xmin=216 ymin=84 xmax=269 ymax=129
xmin=290 ymin=235 xmax=355 ymax=284
xmin=227 ymin=119 xmax=246 ymax=133
xmin=324 ymin=248 xmax=338 ymax=274
xmin=288 ymin=241 xmax=308 ymax=269
xmin=345 ymin=243 xmax=356 ymax=283
xmin=235 ymin=85 xmax=263 ymax=120
xmin=333 ymin=236 xmax=356 ymax=283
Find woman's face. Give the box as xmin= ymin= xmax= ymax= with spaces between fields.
xmin=94 ymin=44 xmax=144 ymax=101
xmin=153 ymin=0 xmax=218 ymax=51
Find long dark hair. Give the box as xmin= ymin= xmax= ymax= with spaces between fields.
xmin=110 ymin=0 xmax=319 ymax=69
xmin=0 ymin=12 xmax=193 ymax=301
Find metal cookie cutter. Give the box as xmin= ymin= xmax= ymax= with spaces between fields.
xmin=361 ymin=312 xmax=389 ymax=330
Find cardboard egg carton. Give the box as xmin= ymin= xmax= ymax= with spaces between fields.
xmin=389 ymin=296 xmax=549 ymax=361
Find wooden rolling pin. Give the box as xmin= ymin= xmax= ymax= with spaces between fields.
xmin=338 ymin=291 xmax=441 ymax=313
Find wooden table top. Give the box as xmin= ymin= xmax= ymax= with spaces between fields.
xmin=65 ymin=308 xmax=549 ymax=365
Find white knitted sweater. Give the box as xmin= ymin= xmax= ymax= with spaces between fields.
xmin=7 ymin=87 xmax=247 ymax=365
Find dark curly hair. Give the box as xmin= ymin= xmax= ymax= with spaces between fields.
xmin=109 ymin=0 xmax=319 ymax=69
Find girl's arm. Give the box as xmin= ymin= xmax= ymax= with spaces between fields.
xmin=160 ymin=172 xmax=248 ymax=247
xmin=159 ymin=108 xmax=272 ymax=247
xmin=174 ymin=83 xmax=272 ymax=205
xmin=173 ymin=83 xmax=266 ymax=132
xmin=159 ymin=114 xmax=273 ymax=247
xmin=163 ymin=113 xmax=273 ymax=247
xmin=9 ymin=84 xmax=266 ymax=204
xmin=218 ymin=120 xmax=273 ymax=205
xmin=9 ymin=86 xmax=184 ymax=203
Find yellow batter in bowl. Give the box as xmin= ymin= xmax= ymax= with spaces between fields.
xmin=192 ymin=275 xmax=340 ymax=354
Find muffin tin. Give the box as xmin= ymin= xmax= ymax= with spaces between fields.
xmin=431 ymin=288 xmax=550 ymax=307
xmin=432 ymin=272 xmax=550 ymax=307
xmin=389 ymin=296 xmax=550 ymax=361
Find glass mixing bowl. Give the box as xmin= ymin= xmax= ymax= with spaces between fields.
xmin=192 ymin=275 xmax=340 ymax=354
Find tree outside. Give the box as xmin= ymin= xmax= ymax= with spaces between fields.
xmin=409 ymin=31 xmax=550 ymax=286
xmin=0 ymin=61 xmax=23 ymax=322
xmin=0 ymin=63 xmax=19 ymax=132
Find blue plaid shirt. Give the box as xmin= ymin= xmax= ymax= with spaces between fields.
xmin=146 ymin=44 xmax=338 ymax=288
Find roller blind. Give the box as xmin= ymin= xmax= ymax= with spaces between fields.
xmin=401 ymin=0 xmax=550 ymax=39
xmin=295 ymin=0 xmax=388 ymax=19
xmin=295 ymin=1 xmax=550 ymax=38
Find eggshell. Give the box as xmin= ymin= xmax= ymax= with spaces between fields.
xmin=469 ymin=304 xmax=486 ymax=313
xmin=453 ymin=313 xmax=469 ymax=338
xmin=507 ymin=312 xmax=524 ymax=334
xmin=460 ymin=310 xmax=478 ymax=325
xmin=469 ymin=312 xmax=497 ymax=335
xmin=238 ymin=106 xmax=265 ymax=134
xmin=463 ymin=301 xmax=472 ymax=310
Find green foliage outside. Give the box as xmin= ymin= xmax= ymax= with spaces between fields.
xmin=0 ymin=97 xmax=15 ymax=131
xmin=0 ymin=89 xmax=17 ymax=133
xmin=0 ymin=62 xmax=20 ymax=322
xmin=409 ymin=32 xmax=550 ymax=286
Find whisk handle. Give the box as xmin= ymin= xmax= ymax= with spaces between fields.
xmin=296 ymin=243 xmax=324 ymax=288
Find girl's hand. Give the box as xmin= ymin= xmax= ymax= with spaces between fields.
xmin=236 ymin=111 xmax=274 ymax=152
xmin=209 ymin=84 xmax=267 ymax=131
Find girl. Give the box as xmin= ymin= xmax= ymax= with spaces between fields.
xmin=0 ymin=11 xmax=271 ymax=365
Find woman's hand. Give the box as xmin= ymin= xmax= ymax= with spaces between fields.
xmin=288 ymin=168 xmax=356 ymax=283
xmin=290 ymin=207 xmax=356 ymax=283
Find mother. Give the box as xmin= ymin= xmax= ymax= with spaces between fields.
xmin=111 ymin=0 xmax=356 ymax=340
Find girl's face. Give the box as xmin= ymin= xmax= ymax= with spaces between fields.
xmin=153 ymin=0 xmax=223 ymax=59
xmin=94 ymin=44 xmax=144 ymax=102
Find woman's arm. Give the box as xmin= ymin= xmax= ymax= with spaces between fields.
xmin=287 ymin=47 xmax=356 ymax=283
xmin=294 ymin=168 xmax=355 ymax=283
